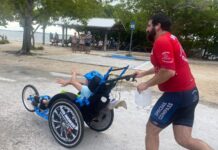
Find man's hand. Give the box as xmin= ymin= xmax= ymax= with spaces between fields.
xmin=134 ymin=70 xmax=143 ymax=78
xmin=56 ymin=79 xmax=70 ymax=87
xmin=137 ymin=82 xmax=149 ymax=93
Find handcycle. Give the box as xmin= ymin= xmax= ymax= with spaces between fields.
xmin=22 ymin=65 xmax=136 ymax=148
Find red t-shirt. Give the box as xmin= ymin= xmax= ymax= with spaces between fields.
xmin=150 ymin=32 xmax=196 ymax=92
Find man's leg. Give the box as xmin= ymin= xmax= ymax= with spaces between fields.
xmin=173 ymin=125 xmax=213 ymax=150
xmin=72 ymin=45 xmax=74 ymax=52
xmin=146 ymin=92 xmax=176 ymax=150
xmin=146 ymin=121 xmax=163 ymax=150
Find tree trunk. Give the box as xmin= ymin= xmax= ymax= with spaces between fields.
xmin=42 ymin=25 xmax=46 ymax=45
xmin=31 ymin=30 xmax=35 ymax=48
xmin=20 ymin=0 xmax=33 ymax=55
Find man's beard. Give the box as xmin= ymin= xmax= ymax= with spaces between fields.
xmin=146 ymin=28 xmax=156 ymax=43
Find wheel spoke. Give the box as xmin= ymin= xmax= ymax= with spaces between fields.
xmin=55 ymin=124 xmax=61 ymax=129
xmin=60 ymin=126 xmax=64 ymax=137
xmin=54 ymin=110 xmax=61 ymax=119
xmin=53 ymin=119 xmax=60 ymax=124
xmin=70 ymin=131 xmax=76 ymax=139
xmin=63 ymin=129 xmax=70 ymax=142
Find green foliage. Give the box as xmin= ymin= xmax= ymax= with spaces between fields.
xmin=0 ymin=0 xmax=14 ymax=26
xmin=0 ymin=39 xmax=10 ymax=44
xmin=0 ymin=0 xmax=104 ymax=54
xmin=1 ymin=0 xmax=217 ymax=56
xmin=103 ymin=0 xmax=218 ymax=56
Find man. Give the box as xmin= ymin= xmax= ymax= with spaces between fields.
xmin=72 ymin=33 xmax=78 ymax=53
xmin=49 ymin=32 xmax=53 ymax=43
xmin=85 ymin=31 xmax=92 ymax=54
xmin=54 ymin=32 xmax=59 ymax=46
xmin=135 ymin=13 xmax=213 ymax=150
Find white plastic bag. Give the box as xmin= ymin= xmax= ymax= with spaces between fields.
xmin=135 ymin=89 xmax=152 ymax=108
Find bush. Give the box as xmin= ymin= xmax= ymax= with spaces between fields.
xmin=0 ymin=39 xmax=9 ymax=44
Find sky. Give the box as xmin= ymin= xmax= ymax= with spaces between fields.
xmin=0 ymin=0 xmax=121 ymax=34
xmin=0 ymin=21 xmax=76 ymax=35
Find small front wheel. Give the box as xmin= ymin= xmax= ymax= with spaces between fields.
xmin=22 ymin=85 xmax=39 ymax=112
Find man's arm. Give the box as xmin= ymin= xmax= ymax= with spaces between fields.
xmin=135 ymin=67 xmax=155 ymax=78
xmin=137 ymin=68 xmax=175 ymax=92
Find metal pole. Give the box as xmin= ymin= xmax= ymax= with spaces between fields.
xmin=42 ymin=25 xmax=45 ymax=45
xmin=104 ymin=31 xmax=108 ymax=51
xmin=129 ymin=30 xmax=133 ymax=56
xmin=62 ymin=26 xmax=64 ymax=47
xmin=65 ymin=27 xmax=68 ymax=41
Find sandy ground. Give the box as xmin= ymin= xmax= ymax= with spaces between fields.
xmin=0 ymin=41 xmax=218 ymax=150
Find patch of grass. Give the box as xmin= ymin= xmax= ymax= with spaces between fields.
xmin=31 ymin=46 xmax=44 ymax=50
xmin=0 ymin=39 xmax=9 ymax=44
xmin=126 ymin=53 xmax=133 ymax=57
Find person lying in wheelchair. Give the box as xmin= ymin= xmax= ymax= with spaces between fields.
xmin=37 ymin=68 xmax=127 ymax=110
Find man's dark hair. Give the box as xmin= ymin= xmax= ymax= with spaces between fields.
xmin=150 ymin=12 xmax=172 ymax=31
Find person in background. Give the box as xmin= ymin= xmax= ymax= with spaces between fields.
xmin=85 ymin=31 xmax=92 ymax=54
xmin=79 ymin=34 xmax=85 ymax=52
xmin=72 ymin=33 xmax=78 ymax=53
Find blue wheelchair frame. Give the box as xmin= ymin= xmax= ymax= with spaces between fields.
xmin=28 ymin=65 xmax=130 ymax=121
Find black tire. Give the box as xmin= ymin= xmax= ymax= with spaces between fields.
xmin=49 ymin=99 xmax=84 ymax=148
xmin=22 ymin=85 xmax=39 ymax=112
xmin=86 ymin=108 xmax=114 ymax=132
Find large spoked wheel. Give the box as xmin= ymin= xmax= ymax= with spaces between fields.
xmin=49 ymin=99 xmax=84 ymax=148
xmin=22 ymin=85 xmax=39 ymax=112
xmin=86 ymin=108 xmax=114 ymax=132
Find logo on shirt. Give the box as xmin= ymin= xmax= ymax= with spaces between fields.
xmin=161 ymin=52 xmax=174 ymax=63
xmin=170 ymin=35 xmax=177 ymax=40
xmin=179 ymin=44 xmax=188 ymax=62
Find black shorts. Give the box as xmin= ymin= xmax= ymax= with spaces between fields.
xmin=150 ymin=87 xmax=199 ymax=128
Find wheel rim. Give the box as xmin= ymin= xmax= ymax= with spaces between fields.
xmin=51 ymin=105 xmax=80 ymax=144
xmin=22 ymin=86 xmax=38 ymax=112
xmin=88 ymin=108 xmax=113 ymax=131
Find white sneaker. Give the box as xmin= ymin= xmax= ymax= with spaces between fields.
xmin=108 ymin=99 xmax=127 ymax=110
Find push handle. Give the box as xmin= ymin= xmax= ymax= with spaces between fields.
xmin=110 ymin=66 xmax=128 ymax=71
xmin=106 ymin=73 xmax=137 ymax=83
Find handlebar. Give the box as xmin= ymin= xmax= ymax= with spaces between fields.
xmin=106 ymin=73 xmax=137 ymax=83
xmin=103 ymin=65 xmax=129 ymax=81
xmin=110 ymin=66 xmax=129 ymax=71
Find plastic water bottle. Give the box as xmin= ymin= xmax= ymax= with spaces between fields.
xmin=135 ymin=89 xmax=152 ymax=108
